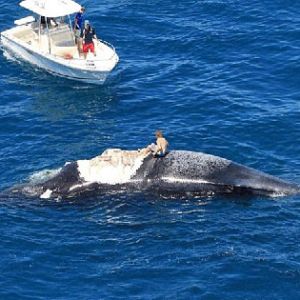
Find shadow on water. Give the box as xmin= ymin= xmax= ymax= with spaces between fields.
xmin=30 ymin=82 xmax=117 ymax=121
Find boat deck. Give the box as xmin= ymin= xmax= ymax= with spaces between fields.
xmin=3 ymin=23 xmax=116 ymax=63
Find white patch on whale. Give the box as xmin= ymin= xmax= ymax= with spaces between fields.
xmin=161 ymin=177 xmax=215 ymax=185
xmin=69 ymin=182 xmax=94 ymax=192
xmin=77 ymin=149 xmax=146 ymax=185
xmin=40 ymin=189 xmax=52 ymax=199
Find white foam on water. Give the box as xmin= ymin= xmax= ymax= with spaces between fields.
xmin=29 ymin=168 xmax=61 ymax=184
xmin=77 ymin=149 xmax=146 ymax=185
xmin=2 ymin=49 xmax=18 ymax=62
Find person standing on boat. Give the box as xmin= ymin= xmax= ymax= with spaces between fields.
xmin=74 ymin=6 xmax=85 ymax=50
xmin=80 ymin=20 xmax=97 ymax=58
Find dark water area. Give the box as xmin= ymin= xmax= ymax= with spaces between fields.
xmin=0 ymin=0 xmax=300 ymax=298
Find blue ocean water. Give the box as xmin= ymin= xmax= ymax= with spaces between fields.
xmin=0 ymin=0 xmax=300 ymax=298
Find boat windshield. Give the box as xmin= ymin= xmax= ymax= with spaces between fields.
xmin=48 ymin=24 xmax=75 ymax=47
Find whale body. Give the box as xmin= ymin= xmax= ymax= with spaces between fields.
xmin=12 ymin=149 xmax=300 ymax=199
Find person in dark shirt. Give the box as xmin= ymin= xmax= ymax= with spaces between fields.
xmin=80 ymin=20 xmax=97 ymax=58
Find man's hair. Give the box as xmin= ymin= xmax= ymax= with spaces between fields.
xmin=155 ymin=130 xmax=163 ymax=138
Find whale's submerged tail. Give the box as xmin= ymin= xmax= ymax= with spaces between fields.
xmin=214 ymin=161 xmax=300 ymax=197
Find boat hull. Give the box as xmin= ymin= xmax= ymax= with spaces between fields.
xmin=1 ymin=32 xmax=118 ymax=84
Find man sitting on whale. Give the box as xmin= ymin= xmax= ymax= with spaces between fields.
xmin=140 ymin=130 xmax=169 ymax=157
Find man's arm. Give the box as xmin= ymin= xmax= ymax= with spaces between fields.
xmin=74 ymin=15 xmax=78 ymax=30
xmin=155 ymin=139 xmax=163 ymax=154
xmin=92 ymin=28 xmax=97 ymax=39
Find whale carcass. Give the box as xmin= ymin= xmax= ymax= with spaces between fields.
xmin=12 ymin=149 xmax=300 ymax=199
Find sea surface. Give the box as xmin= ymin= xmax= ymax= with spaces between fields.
xmin=0 ymin=0 xmax=300 ymax=299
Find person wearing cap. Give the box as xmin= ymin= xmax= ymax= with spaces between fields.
xmin=80 ymin=20 xmax=97 ymax=58
xmin=74 ymin=6 xmax=85 ymax=50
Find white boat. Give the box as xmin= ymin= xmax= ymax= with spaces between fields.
xmin=0 ymin=0 xmax=119 ymax=84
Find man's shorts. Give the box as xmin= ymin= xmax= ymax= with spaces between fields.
xmin=154 ymin=151 xmax=168 ymax=158
xmin=74 ymin=29 xmax=81 ymax=39
xmin=83 ymin=42 xmax=95 ymax=53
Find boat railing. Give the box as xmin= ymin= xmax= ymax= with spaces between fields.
xmin=96 ymin=38 xmax=118 ymax=61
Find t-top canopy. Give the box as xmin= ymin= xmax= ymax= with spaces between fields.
xmin=20 ymin=0 xmax=81 ymax=18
